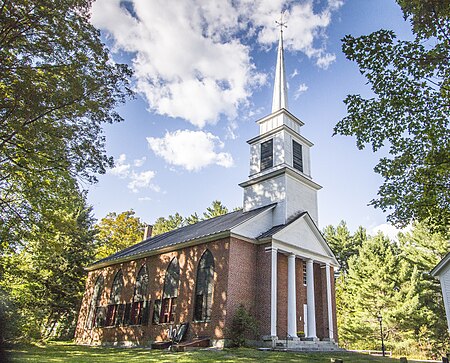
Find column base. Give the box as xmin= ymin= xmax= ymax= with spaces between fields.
xmin=304 ymin=337 xmax=319 ymax=341
xmin=287 ymin=336 xmax=300 ymax=341
xmin=262 ymin=335 xmax=278 ymax=341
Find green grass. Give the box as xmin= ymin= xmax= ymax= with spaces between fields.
xmin=6 ymin=341 xmax=418 ymax=363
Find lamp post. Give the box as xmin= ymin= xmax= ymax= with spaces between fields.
xmin=377 ymin=313 xmax=385 ymax=357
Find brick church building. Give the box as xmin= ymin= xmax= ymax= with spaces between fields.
xmin=75 ymin=25 xmax=339 ymax=348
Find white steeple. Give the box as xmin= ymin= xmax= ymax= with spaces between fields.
xmin=272 ymin=16 xmax=288 ymax=112
xmin=240 ymin=13 xmax=322 ymax=226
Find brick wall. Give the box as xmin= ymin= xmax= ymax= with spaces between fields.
xmin=276 ymin=253 xmax=288 ymax=338
xmin=74 ymin=237 xmax=339 ymax=346
xmin=296 ymin=259 xmax=306 ymax=335
xmin=313 ymin=262 xmax=325 ymax=339
xmin=255 ymin=243 xmax=271 ymax=336
xmin=75 ymin=238 xmax=231 ymax=346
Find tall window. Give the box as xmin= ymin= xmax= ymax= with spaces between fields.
xmin=160 ymin=257 xmax=180 ymax=323
xmin=293 ymin=140 xmax=303 ymax=172
xmin=86 ymin=275 xmax=104 ymax=329
xmin=260 ymin=139 xmax=273 ymax=171
xmin=193 ymin=250 xmax=215 ymax=321
xmin=106 ymin=270 xmax=124 ymax=326
xmin=131 ymin=265 xmax=150 ymax=325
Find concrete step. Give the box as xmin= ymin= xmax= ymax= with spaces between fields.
xmin=274 ymin=339 xmax=343 ymax=352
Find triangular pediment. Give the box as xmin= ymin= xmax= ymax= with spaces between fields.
xmin=271 ymin=213 xmax=339 ymax=266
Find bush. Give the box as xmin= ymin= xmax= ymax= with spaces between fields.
xmin=228 ymin=305 xmax=258 ymax=347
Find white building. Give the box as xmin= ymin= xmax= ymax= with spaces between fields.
xmin=431 ymin=253 xmax=450 ymax=332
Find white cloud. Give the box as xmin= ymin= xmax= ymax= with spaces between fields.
xmin=107 ymin=154 xmax=159 ymax=193
xmin=91 ymin=0 xmax=342 ymax=126
xmin=294 ymin=83 xmax=308 ymax=100
xmin=252 ymin=0 xmax=343 ymax=69
xmin=290 ymin=68 xmax=299 ymax=78
xmin=133 ymin=156 xmax=147 ymax=167
xmin=147 ymin=130 xmax=234 ymax=171
xmin=369 ymin=223 xmax=412 ymax=241
xmin=108 ymin=153 xmax=130 ymax=178
xmin=138 ymin=196 xmax=152 ymax=202
xmin=128 ymin=170 xmax=160 ymax=193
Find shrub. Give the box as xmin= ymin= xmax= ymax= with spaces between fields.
xmin=228 ymin=305 xmax=258 ymax=347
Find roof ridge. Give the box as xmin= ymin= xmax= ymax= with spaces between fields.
xmin=89 ymin=203 xmax=277 ymax=269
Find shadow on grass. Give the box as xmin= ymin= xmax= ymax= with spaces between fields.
xmin=8 ymin=341 xmax=402 ymax=363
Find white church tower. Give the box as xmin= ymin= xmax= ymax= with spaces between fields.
xmin=240 ymin=21 xmax=322 ymax=226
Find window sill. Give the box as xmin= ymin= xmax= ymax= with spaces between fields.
xmin=192 ymin=319 xmax=211 ymax=323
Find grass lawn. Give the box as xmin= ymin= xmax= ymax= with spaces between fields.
xmin=6 ymin=341 xmax=421 ymax=363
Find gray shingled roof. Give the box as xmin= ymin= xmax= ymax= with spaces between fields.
xmin=91 ymin=204 xmax=276 ymax=268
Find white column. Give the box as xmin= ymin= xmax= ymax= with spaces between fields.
xmin=270 ymin=248 xmax=278 ymax=337
xmin=287 ymin=253 xmax=297 ymax=338
xmin=306 ymin=259 xmax=317 ymax=338
xmin=325 ymin=263 xmax=334 ymax=341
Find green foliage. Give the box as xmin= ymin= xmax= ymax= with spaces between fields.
xmin=152 ymin=201 xmax=231 ymax=236
xmin=152 ymin=213 xmax=185 ymax=236
xmin=227 ymin=305 xmax=259 ymax=347
xmin=0 ymin=191 xmax=96 ymax=341
xmin=334 ymin=1 xmax=450 ymax=234
xmin=203 ymin=200 xmax=229 ymax=219
xmin=95 ymin=210 xmax=146 ymax=260
xmin=323 ymin=221 xmax=366 ymax=274
xmin=335 ymin=222 xmax=449 ymax=359
xmin=0 ymin=0 xmax=133 ymax=247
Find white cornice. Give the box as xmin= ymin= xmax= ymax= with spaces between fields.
xmin=239 ymin=165 xmax=322 ymax=190
xmin=431 ymin=252 xmax=450 ymax=277
xmin=247 ymin=124 xmax=313 ymax=147
xmin=255 ymin=108 xmax=305 ymax=127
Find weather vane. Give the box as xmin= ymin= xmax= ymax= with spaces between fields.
xmin=275 ymin=11 xmax=287 ymax=33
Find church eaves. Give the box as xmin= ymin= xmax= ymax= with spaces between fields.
xmin=87 ymin=204 xmax=276 ymax=270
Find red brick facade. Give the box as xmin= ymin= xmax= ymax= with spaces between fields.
xmin=75 ymin=236 xmax=337 ymax=346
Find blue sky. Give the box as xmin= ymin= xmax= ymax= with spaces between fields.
xmin=87 ymin=0 xmax=413 ymax=237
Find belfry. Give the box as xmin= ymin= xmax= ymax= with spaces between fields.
xmin=75 ymin=21 xmax=340 ymax=349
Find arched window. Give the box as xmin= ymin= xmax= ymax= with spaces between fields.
xmin=159 ymin=257 xmax=180 ymax=323
xmin=86 ymin=275 xmax=104 ymax=329
xmin=131 ymin=264 xmax=150 ymax=325
xmin=193 ymin=250 xmax=214 ymax=321
xmin=106 ymin=270 xmax=124 ymax=326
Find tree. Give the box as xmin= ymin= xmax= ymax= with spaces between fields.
xmin=334 ymin=1 xmax=450 ymax=234
xmin=185 ymin=212 xmax=200 ymax=225
xmin=0 ymin=189 xmax=96 ymax=341
xmin=0 ymin=0 xmax=132 ymax=247
xmin=203 ymin=200 xmax=229 ymax=219
xmin=95 ymin=210 xmax=146 ymax=260
xmin=335 ymin=222 xmax=449 ymax=358
xmin=152 ymin=213 xmax=185 ymax=236
xmin=322 ymin=221 xmax=366 ymax=274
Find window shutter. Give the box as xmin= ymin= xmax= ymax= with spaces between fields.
xmin=293 ymin=140 xmax=303 ymax=172
xmin=261 ymin=139 xmax=273 ymax=171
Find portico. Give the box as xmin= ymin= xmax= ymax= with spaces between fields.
xmin=267 ymin=239 xmax=337 ymax=341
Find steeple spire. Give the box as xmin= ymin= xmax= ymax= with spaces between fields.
xmin=272 ymin=13 xmax=288 ymax=112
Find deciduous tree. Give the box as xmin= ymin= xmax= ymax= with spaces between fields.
xmin=0 ymin=0 xmax=132 ymax=247
xmin=334 ymin=1 xmax=450 ymax=233
xmin=95 ymin=210 xmax=146 ymax=260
